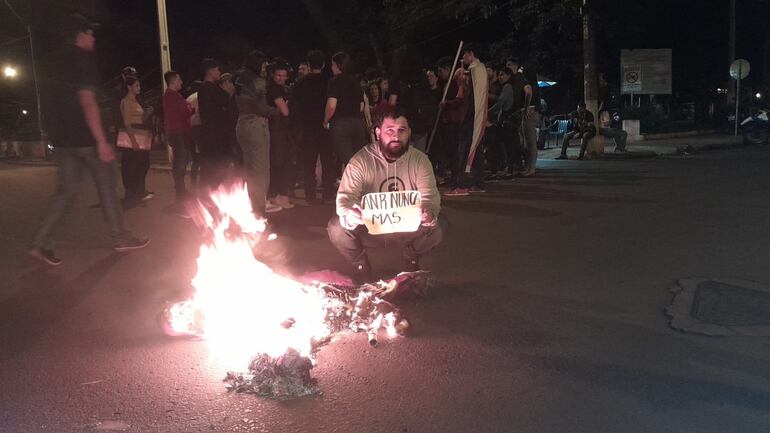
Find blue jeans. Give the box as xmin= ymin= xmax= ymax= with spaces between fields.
xmin=167 ymin=133 xmax=190 ymax=199
xmin=34 ymin=146 xmax=130 ymax=250
xmin=327 ymin=215 xmax=449 ymax=267
xmin=330 ymin=117 xmax=367 ymax=166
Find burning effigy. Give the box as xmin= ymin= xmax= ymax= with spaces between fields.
xmin=162 ymin=182 xmax=429 ymax=399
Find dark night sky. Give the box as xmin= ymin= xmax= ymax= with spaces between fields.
xmin=1 ymin=0 xmax=769 ymax=122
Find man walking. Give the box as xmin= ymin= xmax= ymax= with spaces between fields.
xmin=31 ymin=14 xmax=149 ymax=265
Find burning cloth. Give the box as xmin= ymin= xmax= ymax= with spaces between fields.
xmin=162 ymin=182 xmax=430 ymax=399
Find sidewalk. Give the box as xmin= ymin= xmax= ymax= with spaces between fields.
xmin=538 ymin=133 xmax=743 ymax=160
xmin=0 ymin=133 xmax=746 ymax=169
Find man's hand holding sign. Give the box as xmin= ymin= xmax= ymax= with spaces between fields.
xmin=328 ymin=109 xmax=448 ymax=283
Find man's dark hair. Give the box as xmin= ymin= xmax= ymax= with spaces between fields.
xmin=267 ymin=61 xmax=290 ymax=75
xmin=201 ymin=58 xmax=219 ymax=75
xmin=243 ymin=50 xmax=266 ymax=74
xmin=61 ymin=13 xmax=99 ymax=43
xmin=506 ymin=58 xmax=521 ymax=66
xmin=306 ymin=50 xmax=325 ymax=70
xmin=462 ymin=43 xmax=481 ymax=59
xmin=163 ymin=70 xmax=180 ymax=85
xmin=498 ymin=67 xmax=514 ymax=77
xmin=372 ymin=107 xmax=411 ymax=130
xmin=331 ymin=51 xmax=351 ymax=74
xmin=578 ymin=102 xmax=587 ymax=108
xmin=436 ymin=56 xmax=453 ymax=70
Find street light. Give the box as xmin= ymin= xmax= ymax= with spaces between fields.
xmin=3 ymin=0 xmax=44 ymax=140
xmin=755 ymin=92 xmax=762 ymax=99
xmin=3 ymin=65 xmax=17 ymax=78
xmin=21 ymin=109 xmax=28 ymax=115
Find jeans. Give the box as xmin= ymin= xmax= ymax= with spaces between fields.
xmin=327 ymin=214 xmax=449 ymax=267
xmin=521 ymin=110 xmax=540 ymax=170
xmin=300 ymin=125 xmax=336 ymax=201
xmin=500 ymin=116 xmax=522 ymax=172
xmin=330 ymin=117 xmax=367 ymax=167
xmin=236 ymin=115 xmax=270 ymax=216
xmin=560 ymin=128 xmax=596 ymax=158
xmin=34 ymin=146 xmax=130 ymax=250
xmin=600 ymin=128 xmax=628 ymax=151
xmin=268 ymin=121 xmax=293 ymax=197
xmin=456 ymin=122 xmax=485 ymax=189
xmin=188 ymin=126 xmax=202 ymax=188
xmin=167 ymin=133 xmax=190 ymax=199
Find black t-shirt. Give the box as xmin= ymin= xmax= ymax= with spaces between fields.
xmin=293 ymin=73 xmax=327 ymax=128
xmin=390 ymin=79 xmax=436 ymax=134
xmin=198 ymin=81 xmax=230 ymax=152
xmin=45 ymin=46 xmax=102 ymax=148
xmin=326 ymin=73 xmax=363 ymax=120
xmin=267 ymin=81 xmax=290 ymax=131
xmin=510 ymin=73 xmax=530 ymax=112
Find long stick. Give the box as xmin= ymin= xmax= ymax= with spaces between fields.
xmin=425 ymin=41 xmax=463 ymax=154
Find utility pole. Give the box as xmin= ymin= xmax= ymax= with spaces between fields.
xmin=728 ymin=0 xmax=736 ymax=103
xmin=581 ymin=0 xmax=599 ymax=122
xmin=157 ymin=0 xmax=171 ymax=90
xmin=3 ymin=0 xmax=44 ymax=139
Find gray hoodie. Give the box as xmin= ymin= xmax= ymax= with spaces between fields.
xmin=336 ymin=143 xmax=440 ymax=230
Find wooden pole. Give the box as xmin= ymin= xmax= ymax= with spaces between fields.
xmin=425 ymin=41 xmax=464 ymax=154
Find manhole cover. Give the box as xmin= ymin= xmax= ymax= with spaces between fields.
xmin=692 ymin=280 xmax=770 ymax=326
xmin=666 ymin=278 xmax=770 ymax=336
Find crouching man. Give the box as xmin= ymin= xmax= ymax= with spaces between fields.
xmin=327 ymin=109 xmax=448 ymax=282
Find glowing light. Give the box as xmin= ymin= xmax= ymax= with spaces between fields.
xmin=21 ymin=109 xmax=27 ymax=115
xmin=3 ymin=66 xmax=17 ymax=78
xmin=755 ymin=92 xmax=762 ymax=99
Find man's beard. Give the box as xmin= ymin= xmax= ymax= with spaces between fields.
xmin=379 ymin=139 xmax=409 ymax=160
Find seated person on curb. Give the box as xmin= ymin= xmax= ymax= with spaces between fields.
xmin=598 ymin=110 xmax=628 ymax=153
xmin=327 ymin=108 xmax=449 ymax=283
xmin=556 ymin=102 xmax=596 ymax=160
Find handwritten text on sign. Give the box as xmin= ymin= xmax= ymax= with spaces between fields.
xmin=361 ymin=191 xmax=422 ymax=235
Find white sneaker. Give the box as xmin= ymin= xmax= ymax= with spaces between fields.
xmin=274 ymin=195 xmax=294 ymax=209
xmin=266 ymin=200 xmax=283 ymax=213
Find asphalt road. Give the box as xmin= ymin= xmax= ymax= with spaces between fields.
xmin=1 ymin=147 xmax=770 ymax=433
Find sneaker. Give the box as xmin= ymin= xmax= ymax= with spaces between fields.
xmin=404 ymin=256 xmax=420 ymax=272
xmin=266 ymin=200 xmax=283 ymax=213
xmin=274 ymin=195 xmax=294 ymax=209
xmin=555 ymin=154 xmax=568 ymax=160
xmin=444 ymin=188 xmax=469 ymax=197
xmin=519 ymin=168 xmax=536 ymax=177
xmin=113 ymin=236 xmax=150 ymax=252
xmin=29 ymin=248 xmax=62 ymax=266
xmin=469 ymin=186 xmax=486 ymax=193
xmin=352 ymin=262 xmax=373 ymax=285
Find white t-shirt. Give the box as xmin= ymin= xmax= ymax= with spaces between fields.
xmin=187 ymin=92 xmax=201 ymax=126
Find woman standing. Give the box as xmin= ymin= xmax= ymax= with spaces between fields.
xmin=118 ymin=77 xmax=153 ymax=207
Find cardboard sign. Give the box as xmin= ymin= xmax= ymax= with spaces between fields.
xmin=361 ymin=191 xmax=422 ymax=235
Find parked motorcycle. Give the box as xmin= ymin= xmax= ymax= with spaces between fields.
xmin=740 ymin=108 xmax=770 ymax=144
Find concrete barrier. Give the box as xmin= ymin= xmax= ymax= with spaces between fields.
xmin=0 ymin=140 xmax=49 ymax=159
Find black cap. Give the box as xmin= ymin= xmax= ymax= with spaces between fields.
xmin=62 ymin=13 xmax=100 ymax=40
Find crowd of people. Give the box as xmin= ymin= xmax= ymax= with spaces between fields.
xmin=114 ymin=43 xmax=553 ymax=214
xmin=26 ymin=12 xmax=562 ymax=276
